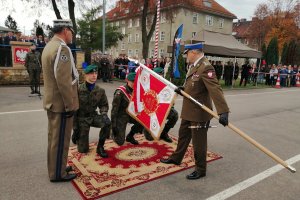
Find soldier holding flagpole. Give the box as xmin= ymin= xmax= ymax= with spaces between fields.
xmin=160 ymin=41 xmax=230 ymax=180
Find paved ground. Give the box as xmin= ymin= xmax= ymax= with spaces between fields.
xmin=0 ymin=81 xmax=299 ymax=200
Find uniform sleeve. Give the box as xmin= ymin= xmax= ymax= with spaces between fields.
xmin=55 ymin=46 xmax=74 ymax=112
xmin=202 ymin=65 xmax=230 ymax=114
xmin=98 ymin=88 xmax=109 ymax=114
xmin=25 ymin=54 xmax=29 ymax=69
xmin=111 ymin=90 xmax=122 ymax=127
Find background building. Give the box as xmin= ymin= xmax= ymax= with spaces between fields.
xmin=106 ymin=0 xmax=236 ymax=59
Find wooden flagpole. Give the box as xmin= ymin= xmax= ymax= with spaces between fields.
xmin=180 ymin=90 xmax=296 ymax=173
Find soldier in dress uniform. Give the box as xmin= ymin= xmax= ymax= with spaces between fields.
xmin=143 ymin=67 xmax=178 ymax=143
xmin=71 ymin=65 xmax=111 ymax=158
xmin=111 ymin=72 xmax=144 ymax=145
xmin=160 ymin=42 xmax=230 ymax=180
xmin=42 ymin=19 xmax=79 ymax=182
xmin=24 ymin=44 xmax=41 ymax=94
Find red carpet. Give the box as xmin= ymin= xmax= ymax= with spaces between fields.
xmin=68 ymin=134 xmax=222 ymax=199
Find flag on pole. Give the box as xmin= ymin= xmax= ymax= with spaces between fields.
xmin=172 ymin=24 xmax=183 ymax=78
xmin=127 ymin=63 xmax=177 ymax=139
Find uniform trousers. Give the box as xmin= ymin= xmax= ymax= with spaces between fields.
xmin=77 ymin=115 xmax=110 ymax=153
xmin=170 ymin=119 xmax=209 ymax=174
xmin=47 ymin=111 xmax=73 ymax=181
xmin=28 ymin=69 xmax=41 ymax=89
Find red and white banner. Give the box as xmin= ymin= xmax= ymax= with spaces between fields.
xmin=127 ymin=64 xmax=177 ymax=139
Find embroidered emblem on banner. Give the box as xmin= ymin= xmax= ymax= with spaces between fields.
xmin=60 ymin=54 xmax=69 ymax=62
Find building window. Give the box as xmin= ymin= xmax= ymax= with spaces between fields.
xmin=206 ymin=15 xmax=213 ymax=26
xmin=121 ymin=20 xmax=125 ymax=25
xmin=121 ymin=27 xmax=126 ymax=34
xmin=160 ymin=31 xmax=165 ymax=41
xmin=150 ymin=49 xmax=154 ymax=58
xmin=128 ymin=33 xmax=132 ymax=43
xmin=135 ymin=49 xmax=139 ymax=57
xmin=219 ymin=18 xmax=224 ymax=28
xmin=125 ymin=9 xmax=129 ymax=14
xmin=128 ymin=49 xmax=133 ymax=57
xmin=159 ymin=49 xmax=165 ymax=58
xmin=203 ymin=0 xmax=212 ymax=7
xmin=135 ymin=18 xmax=140 ymax=27
xmin=151 ymin=34 xmax=155 ymax=42
xmin=192 ymin=13 xmax=198 ymax=24
xmin=160 ymin=13 xmax=166 ymax=23
xmin=135 ymin=33 xmax=139 ymax=42
xmin=192 ymin=32 xmax=197 ymax=38
xmin=128 ymin=19 xmax=132 ymax=28
xmin=115 ymin=21 xmax=120 ymax=26
xmin=121 ymin=42 xmax=125 ymax=50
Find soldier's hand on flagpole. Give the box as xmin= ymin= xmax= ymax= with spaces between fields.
xmin=219 ymin=112 xmax=229 ymax=126
xmin=174 ymin=86 xmax=185 ymax=96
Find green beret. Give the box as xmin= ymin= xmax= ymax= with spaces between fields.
xmin=127 ymin=72 xmax=136 ymax=81
xmin=153 ymin=67 xmax=163 ymax=74
xmin=84 ymin=65 xmax=98 ymax=74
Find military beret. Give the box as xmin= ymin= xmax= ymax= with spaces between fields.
xmin=127 ymin=72 xmax=136 ymax=81
xmin=53 ymin=19 xmax=74 ymax=33
xmin=184 ymin=41 xmax=204 ymax=54
xmin=153 ymin=67 xmax=164 ymax=74
xmin=84 ymin=65 xmax=98 ymax=74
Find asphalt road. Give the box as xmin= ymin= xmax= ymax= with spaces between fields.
xmin=0 ymin=82 xmax=299 ymax=200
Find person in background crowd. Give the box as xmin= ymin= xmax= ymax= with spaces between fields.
xmin=280 ymin=65 xmax=288 ymax=87
xmin=164 ymin=57 xmax=171 ymax=78
xmin=291 ymin=64 xmax=298 ymax=86
xmin=100 ymin=54 xmax=110 ymax=82
xmin=269 ymin=64 xmax=278 ymax=86
xmin=224 ymin=61 xmax=233 ymax=86
xmin=4 ymin=31 xmax=17 ymax=67
xmin=251 ymin=64 xmax=258 ymax=85
xmin=0 ymin=33 xmax=5 ymax=66
xmin=215 ymin=61 xmax=223 ymax=82
xmin=111 ymin=72 xmax=144 ymax=145
xmin=145 ymin=58 xmax=153 ymax=70
xmin=36 ymin=35 xmax=46 ymax=52
xmin=108 ymin=54 xmax=115 ymax=82
xmin=42 ymin=19 xmax=79 ymax=182
xmin=143 ymin=67 xmax=178 ymax=143
xmin=257 ymin=64 xmax=265 ymax=84
xmin=286 ymin=65 xmax=293 ymax=87
xmin=265 ymin=64 xmax=271 ymax=85
xmin=160 ymin=42 xmax=230 ymax=180
xmin=24 ymin=44 xmax=42 ymax=95
xmin=233 ymin=62 xmax=239 ymax=86
xmin=239 ymin=62 xmax=251 ymax=86
xmin=72 ymin=65 xmax=111 ymax=158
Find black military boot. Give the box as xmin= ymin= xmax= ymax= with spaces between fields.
xmin=35 ymin=86 xmax=40 ymax=94
xmin=30 ymin=86 xmax=34 ymax=94
xmin=143 ymin=129 xmax=154 ymax=141
xmin=96 ymin=141 xmax=108 ymax=158
xmin=160 ymin=127 xmax=172 ymax=143
xmin=126 ymin=131 xmax=139 ymax=145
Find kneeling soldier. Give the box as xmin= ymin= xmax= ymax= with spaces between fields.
xmin=72 ymin=65 xmax=111 ymax=158
xmin=111 ymin=72 xmax=143 ymax=145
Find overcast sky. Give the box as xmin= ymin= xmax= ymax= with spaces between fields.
xmin=0 ymin=0 xmax=264 ymax=35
